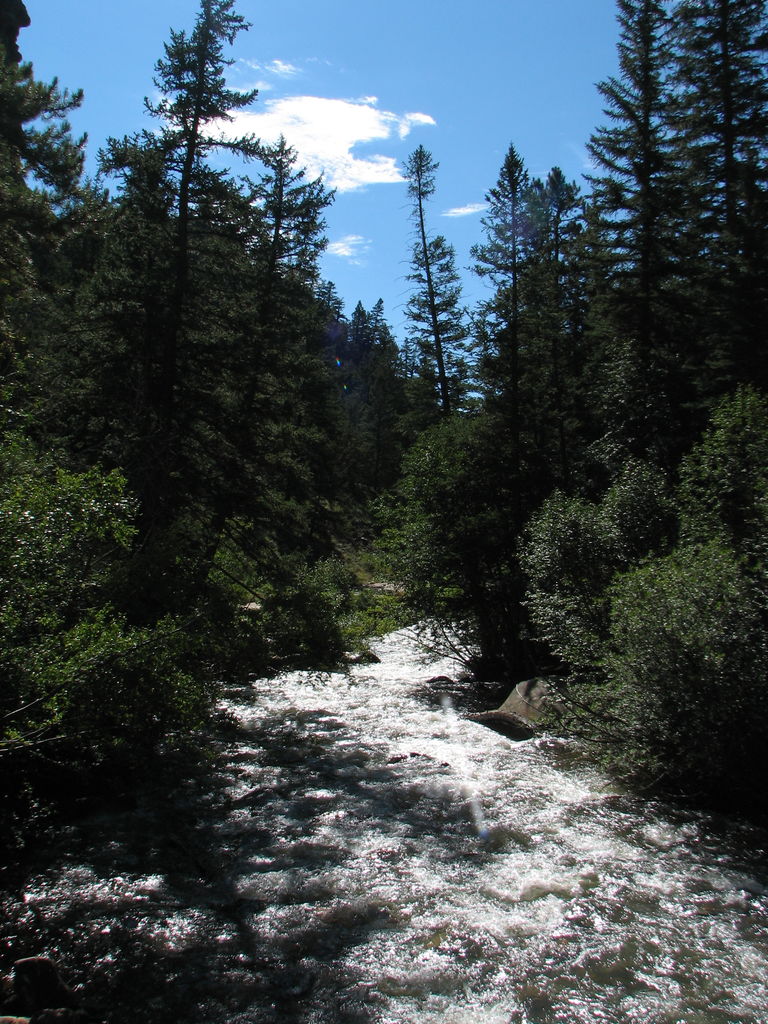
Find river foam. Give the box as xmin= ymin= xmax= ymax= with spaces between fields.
xmin=3 ymin=626 xmax=768 ymax=1022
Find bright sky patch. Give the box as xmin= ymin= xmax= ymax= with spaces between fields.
xmin=443 ymin=203 xmax=487 ymax=218
xmin=327 ymin=234 xmax=371 ymax=265
xmin=226 ymin=96 xmax=436 ymax=192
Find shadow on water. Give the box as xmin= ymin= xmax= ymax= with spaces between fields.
xmin=5 ymin=660 xmax=768 ymax=1024
xmin=0 ymin=685 xmax=498 ymax=1024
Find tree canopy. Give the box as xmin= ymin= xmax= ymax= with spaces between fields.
xmin=4 ymin=0 xmax=768 ymax=820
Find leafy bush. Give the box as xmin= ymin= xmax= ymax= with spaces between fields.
xmin=376 ymin=414 xmax=529 ymax=677
xmin=521 ymin=491 xmax=617 ymax=675
xmin=521 ymin=459 xmax=673 ymax=673
xmin=604 ymin=542 xmax=767 ymax=804
xmin=257 ymin=557 xmax=354 ymax=668
xmin=522 ymin=392 xmax=768 ymax=814
xmin=0 ymin=435 xmax=211 ymax=764
xmin=677 ymin=386 xmax=768 ymax=563
xmin=340 ymin=585 xmax=410 ymax=652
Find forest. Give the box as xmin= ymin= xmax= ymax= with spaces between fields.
xmin=2 ymin=0 xmax=768 ymax=829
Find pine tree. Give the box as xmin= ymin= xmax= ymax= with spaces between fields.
xmin=472 ymin=144 xmax=530 ymax=489
xmin=670 ymin=0 xmax=768 ymax=392
xmin=0 ymin=13 xmax=84 ymax=368
xmin=338 ymin=299 xmax=406 ymax=492
xmin=518 ymin=167 xmax=586 ymax=488
xmin=243 ymin=135 xmax=333 ymax=414
xmin=83 ymin=0 xmax=261 ymax=590
xmin=472 ymin=148 xmax=586 ymax=497
xmin=249 ymin=136 xmax=332 ymax=324
xmin=586 ymin=0 xmax=685 ymax=465
xmin=39 ymin=1 xmax=341 ymax=619
xmin=120 ymin=0 xmax=260 ymax=428
xmin=232 ymin=135 xmax=342 ymax=554
xmin=444 ymin=150 xmax=588 ymax=679
xmin=403 ymin=145 xmax=468 ymax=417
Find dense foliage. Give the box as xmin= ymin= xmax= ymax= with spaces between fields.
xmin=0 ymin=1 xmax=367 ymax=802
xmin=521 ymin=390 xmax=768 ymax=807
xmin=380 ymin=0 xmax=768 ymax=816
xmin=3 ymin=0 xmax=768 ymax=819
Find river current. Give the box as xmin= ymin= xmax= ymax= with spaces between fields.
xmin=3 ymin=627 xmax=768 ymax=1023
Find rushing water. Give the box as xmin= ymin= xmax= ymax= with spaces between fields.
xmin=3 ymin=627 xmax=768 ymax=1023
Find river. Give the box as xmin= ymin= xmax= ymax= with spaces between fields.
xmin=2 ymin=626 xmax=768 ymax=1023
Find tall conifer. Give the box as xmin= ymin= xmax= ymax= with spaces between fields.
xmin=0 ymin=17 xmax=84 ymax=368
xmin=670 ymin=0 xmax=768 ymax=392
xmin=403 ymin=145 xmax=468 ymax=417
xmin=587 ymin=0 xmax=686 ymax=465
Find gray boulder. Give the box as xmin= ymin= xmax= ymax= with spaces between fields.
xmin=470 ymin=677 xmax=556 ymax=738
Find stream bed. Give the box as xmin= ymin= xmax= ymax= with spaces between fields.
xmin=2 ymin=626 xmax=768 ymax=1023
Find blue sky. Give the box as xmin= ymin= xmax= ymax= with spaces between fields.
xmin=24 ymin=0 xmax=621 ymax=337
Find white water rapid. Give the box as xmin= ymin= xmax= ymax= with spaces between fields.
xmin=3 ymin=627 xmax=768 ymax=1023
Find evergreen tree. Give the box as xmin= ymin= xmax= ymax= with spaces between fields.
xmin=73 ymin=0 xmax=262 ymax=606
xmin=365 ymin=299 xmax=408 ymax=485
xmin=519 ymin=168 xmax=586 ymax=489
xmin=39 ymin=1 xmax=342 ymax=623
xmin=472 ymin=144 xmax=530 ymax=504
xmin=333 ymin=299 xmax=407 ymax=493
xmin=234 ymin=135 xmax=343 ymax=558
xmin=0 ymin=5 xmax=225 ymax=781
xmin=669 ymin=0 xmax=768 ymax=393
xmin=586 ymin=0 xmax=686 ymax=466
xmin=473 ymin=148 xmax=585 ymax=503
xmin=315 ymin=279 xmax=345 ymax=322
xmin=472 ymin=143 xmax=529 ymax=415
xmin=120 ymin=0 xmax=260 ymax=430
xmin=403 ymin=145 xmax=469 ymax=417
xmin=0 ymin=9 xmax=84 ymax=369
xmin=383 ymin=147 xmax=586 ymax=682
xmin=248 ymin=136 xmax=332 ymax=331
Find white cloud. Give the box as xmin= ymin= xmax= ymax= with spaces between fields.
xmin=327 ymin=234 xmax=371 ymax=265
xmin=240 ymin=78 xmax=273 ymax=93
xmin=268 ymin=59 xmax=300 ymax=77
xmin=398 ymin=112 xmax=437 ymax=140
xmin=223 ymin=95 xmax=436 ymax=192
xmin=241 ymin=57 xmax=300 ymax=77
xmin=235 ymin=58 xmax=300 ymax=91
xmin=442 ymin=202 xmax=487 ymax=218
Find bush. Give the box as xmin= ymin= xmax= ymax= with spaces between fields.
xmin=604 ymin=542 xmax=768 ymax=806
xmin=5 ymin=610 xmax=212 ymax=755
xmin=340 ymin=585 xmax=410 ymax=652
xmin=521 ymin=459 xmax=673 ymax=674
xmin=678 ymin=386 xmax=768 ymax=563
xmin=257 ymin=557 xmax=354 ymax=668
xmin=522 ymin=393 xmax=768 ymax=815
xmin=376 ymin=414 xmax=531 ymax=678
xmin=0 ymin=435 xmax=212 ymax=764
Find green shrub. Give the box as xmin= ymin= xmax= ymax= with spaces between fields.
xmin=604 ymin=542 xmax=768 ymax=805
xmin=521 ymin=490 xmax=617 ymax=674
xmin=0 ymin=436 xmax=211 ymax=762
xmin=521 ymin=460 xmax=673 ymax=673
xmin=5 ymin=610 xmax=211 ymax=756
xmin=376 ymin=415 xmax=528 ymax=677
xmin=523 ymin=394 xmax=768 ymax=814
xmin=258 ymin=557 xmax=354 ymax=668
xmin=678 ymin=386 xmax=768 ymax=564
xmin=340 ymin=585 xmax=410 ymax=652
